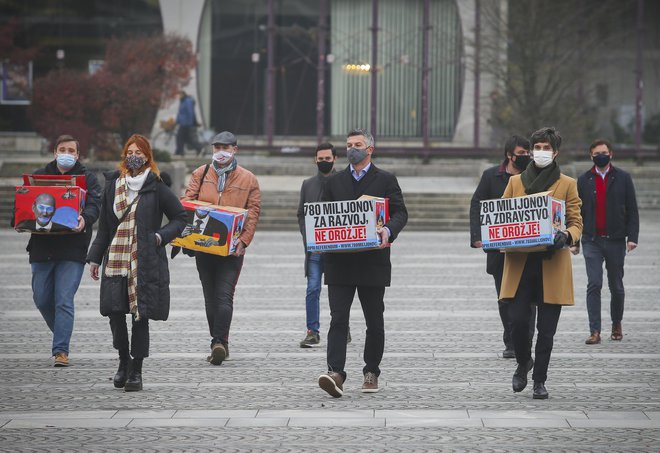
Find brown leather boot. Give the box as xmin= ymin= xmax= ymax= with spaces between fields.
xmin=585 ymin=331 xmax=601 ymax=345
xmin=611 ymin=322 xmax=623 ymax=341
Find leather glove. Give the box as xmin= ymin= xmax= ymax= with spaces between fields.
xmin=548 ymin=230 xmax=569 ymax=251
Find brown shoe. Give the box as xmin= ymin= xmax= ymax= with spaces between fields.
xmin=318 ymin=371 xmax=344 ymax=398
xmin=54 ymin=352 xmax=69 ymax=367
xmin=585 ymin=331 xmax=601 ymax=345
xmin=209 ymin=343 xmax=227 ymax=365
xmin=611 ymin=323 xmax=623 ymax=341
xmin=361 ymin=372 xmax=379 ymax=393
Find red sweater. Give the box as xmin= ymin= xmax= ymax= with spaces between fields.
xmin=592 ymin=166 xmax=610 ymax=236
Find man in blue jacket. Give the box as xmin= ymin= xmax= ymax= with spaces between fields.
xmin=22 ymin=135 xmax=102 ymax=366
xmin=175 ymin=91 xmax=203 ymax=156
xmin=574 ymin=139 xmax=639 ymax=344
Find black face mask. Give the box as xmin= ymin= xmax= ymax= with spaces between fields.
xmin=593 ymin=154 xmax=611 ymax=168
xmin=512 ymin=154 xmax=531 ymax=171
xmin=317 ymin=160 xmax=334 ymax=174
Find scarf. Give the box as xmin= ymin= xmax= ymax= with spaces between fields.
xmin=106 ymin=175 xmax=141 ymax=319
xmin=520 ymin=161 xmax=561 ymax=194
xmin=213 ymin=158 xmax=237 ymax=192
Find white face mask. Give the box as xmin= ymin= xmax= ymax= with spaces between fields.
xmin=533 ymin=150 xmax=554 ymax=168
xmin=213 ymin=150 xmax=234 ymax=165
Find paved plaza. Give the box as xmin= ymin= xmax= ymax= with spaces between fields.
xmin=0 ymin=211 xmax=659 ymax=451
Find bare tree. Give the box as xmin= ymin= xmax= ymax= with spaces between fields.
xmin=480 ymin=0 xmax=633 ymax=147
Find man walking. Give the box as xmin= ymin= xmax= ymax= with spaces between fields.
xmin=297 ymin=143 xmax=336 ymax=348
xmin=499 ymin=127 xmax=582 ymax=399
xmin=470 ymin=135 xmax=535 ymax=358
xmin=574 ymin=140 xmax=639 ymax=344
xmin=175 ymin=91 xmax=203 ymax=157
xmin=21 ymin=135 xmax=102 ymax=366
xmin=317 ymin=129 xmax=407 ymax=397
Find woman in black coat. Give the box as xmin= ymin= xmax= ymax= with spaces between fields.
xmin=87 ymin=134 xmax=186 ymax=392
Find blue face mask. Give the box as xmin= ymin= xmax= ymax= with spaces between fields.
xmin=56 ymin=154 xmax=77 ymax=170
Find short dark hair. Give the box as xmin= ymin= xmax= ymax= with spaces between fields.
xmin=530 ymin=127 xmax=562 ymax=151
xmin=589 ymin=139 xmax=613 ymax=154
xmin=503 ymin=135 xmax=531 ymax=158
xmin=316 ymin=142 xmax=336 ymax=157
xmin=54 ymin=135 xmax=80 ymax=153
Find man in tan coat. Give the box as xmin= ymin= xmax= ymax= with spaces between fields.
xmin=182 ymin=131 xmax=261 ymax=365
xmin=499 ymin=127 xmax=582 ymax=399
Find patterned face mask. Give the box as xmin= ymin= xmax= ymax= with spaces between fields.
xmin=126 ymin=155 xmax=146 ymax=171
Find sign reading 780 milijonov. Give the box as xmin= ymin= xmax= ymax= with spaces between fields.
xmin=304 ymin=197 xmax=388 ymax=252
xmin=480 ymin=192 xmax=565 ymax=251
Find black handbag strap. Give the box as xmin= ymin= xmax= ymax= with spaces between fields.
xmin=194 ymin=164 xmax=211 ymax=200
xmin=117 ymin=195 xmax=141 ymax=225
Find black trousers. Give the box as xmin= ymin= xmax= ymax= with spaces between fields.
xmin=494 ymin=270 xmax=535 ymax=349
xmin=326 ymin=285 xmax=386 ymax=379
xmin=508 ymin=254 xmax=562 ymax=383
xmin=175 ymin=125 xmax=203 ymax=155
xmin=109 ymin=313 xmax=149 ymax=359
xmin=195 ymin=253 xmax=244 ymax=347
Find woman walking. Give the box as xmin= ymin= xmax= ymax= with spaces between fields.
xmin=87 ymin=134 xmax=186 ymax=391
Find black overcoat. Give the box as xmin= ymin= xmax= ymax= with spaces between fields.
xmin=468 ymin=163 xmax=511 ymax=276
xmin=321 ymin=164 xmax=407 ymax=287
xmin=87 ymin=170 xmax=186 ymax=320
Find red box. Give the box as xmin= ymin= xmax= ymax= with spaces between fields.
xmin=14 ymin=175 xmax=87 ymax=233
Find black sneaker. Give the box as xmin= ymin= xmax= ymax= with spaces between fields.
xmin=300 ymin=330 xmax=320 ymax=348
xmin=502 ymin=347 xmax=515 ymax=359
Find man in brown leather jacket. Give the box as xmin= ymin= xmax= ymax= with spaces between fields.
xmin=182 ymin=131 xmax=261 ymax=365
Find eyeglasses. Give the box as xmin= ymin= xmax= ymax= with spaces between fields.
xmin=35 ymin=204 xmax=55 ymax=214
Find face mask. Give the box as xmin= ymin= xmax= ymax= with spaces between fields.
xmin=593 ymin=154 xmax=611 ymax=168
xmin=213 ymin=150 xmax=234 ymax=165
xmin=512 ymin=154 xmax=531 ymax=171
xmin=56 ymin=154 xmax=76 ymax=170
xmin=533 ymin=150 xmax=554 ymax=168
xmin=347 ymin=147 xmax=368 ymax=165
xmin=317 ymin=161 xmax=334 ymax=174
xmin=126 ymin=155 xmax=146 ymax=171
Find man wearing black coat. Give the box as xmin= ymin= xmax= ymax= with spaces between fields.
xmin=317 ymin=129 xmax=407 ymax=397
xmin=469 ymin=135 xmax=534 ymax=359
xmin=296 ymin=142 xmax=337 ymax=348
xmin=573 ymin=139 xmax=639 ymax=344
xmin=23 ymin=135 xmax=102 ymax=367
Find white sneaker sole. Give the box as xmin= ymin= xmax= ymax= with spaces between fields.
xmin=361 ymin=387 xmax=379 ymax=393
xmin=318 ymin=374 xmax=343 ymax=398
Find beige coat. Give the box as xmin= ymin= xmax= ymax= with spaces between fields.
xmin=499 ymin=173 xmax=583 ymax=305
xmin=182 ymin=164 xmax=261 ymax=246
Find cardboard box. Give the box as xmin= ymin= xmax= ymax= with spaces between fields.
xmin=480 ymin=191 xmax=565 ymax=251
xmin=171 ymin=200 xmax=248 ymax=256
xmin=14 ymin=175 xmax=87 ymax=234
xmin=304 ymin=195 xmax=389 ymax=252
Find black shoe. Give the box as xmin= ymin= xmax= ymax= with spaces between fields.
xmin=512 ymin=358 xmax=534 ymax=392
xmin=533 ymin=381 xmax=548 ymax=399
xmin=124 ymin=358 xmax=143 ymax=392
xmin=502 ymin=347 xmax=515 ymax=359
xmin=113 ymin=355 xmax=131 ymax=389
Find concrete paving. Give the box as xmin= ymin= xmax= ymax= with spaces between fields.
xmin=0 ymin=211 xmax=659 ymax=451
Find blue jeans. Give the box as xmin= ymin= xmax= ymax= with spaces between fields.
xmin=305 ymin=253 xmax=323 ymax=333
xmin=31 ymin=260 xmax=85 ymax=355
xmin=583 ymin=237 xmax=626 ymax=333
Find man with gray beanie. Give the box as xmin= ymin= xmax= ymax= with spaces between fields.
xmin=182 ymin=131 xmax=261 ymax=365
